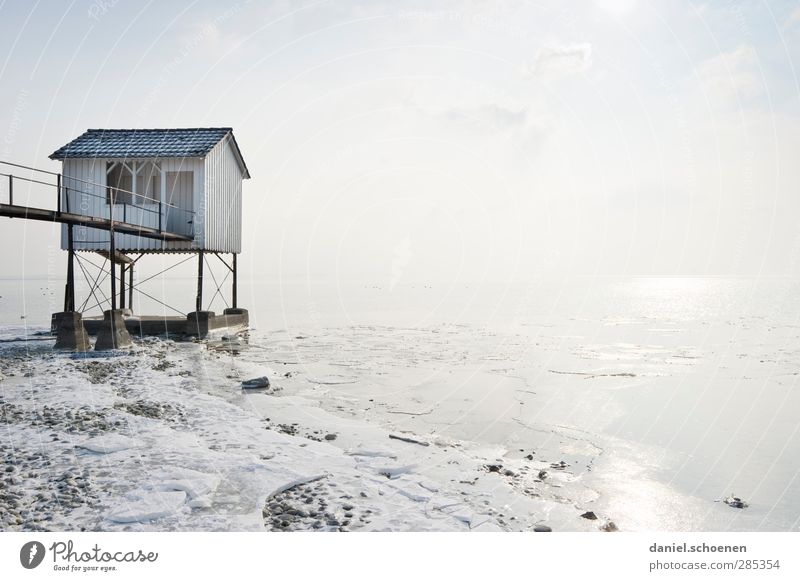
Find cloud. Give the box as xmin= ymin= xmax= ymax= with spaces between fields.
xmin=432 ymin=101 xmax=551 ymax=159
xmin=441 ymin=103 xmax=527 ymax=131
xmin=405 ymin=85 xmax=532 ymax=134
xmin=526 ymin=43 xmax=592 ymax=79
xmin=789 ymin=6 xmax=800 ymax=27
xmin=696 ymin=44 xmax=763 ymax=105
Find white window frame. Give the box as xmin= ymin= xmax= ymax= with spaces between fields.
xmin=106 ymin=160 xmax=162 ymax=206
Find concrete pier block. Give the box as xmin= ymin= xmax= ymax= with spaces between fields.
xmin=223 ymin=307 xmax=249 ymax=327
xmin=186 ymin=311 xmax=215 ymax=338
xmin=94 ymin=310 xmax=133 ymax=350
xmin=52 ymin=311 xmax=91 ymax=351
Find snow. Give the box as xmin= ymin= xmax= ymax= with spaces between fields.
xmin=1 ymin=338 xmax=507 ymax=531
xmin=0 ymin=333 xmax=665 ymax=532
xmin=155 ymin=467 xmax=221 ymax=500
xmin=106 ymin=490 xmax=188 ymax=523
xmin=78 ymin=434 xmax=140 ymax=454
xmin=374 ymin=464 xmax=417 ymax=480
xmin=345 ymin=447 xmax=398 ymax=459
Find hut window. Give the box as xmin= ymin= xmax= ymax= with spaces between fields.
xmin=107 ymin=161 xmax=161 ymax=205
xmin=134 ymin=161 xmax=161 ymax=204
xmin=106 ymin=161 xmax=133 ymax=204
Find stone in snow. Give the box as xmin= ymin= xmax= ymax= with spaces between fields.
xmin=723 ymin=495 xmax=748 ymax=509
xmin=242 ymin=376 xmax=270 ymax=389
xmin=601 ymin=521 xmax=619 ymax=532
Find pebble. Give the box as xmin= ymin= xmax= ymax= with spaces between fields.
xmin=534 ymin=525 xmax=552 ymax=532
xmin=601 ymin=521 xmax=618 ymax=532
xmin=723 ymin=495 xmax=748 ymax=509
xmin=242 ymin=376 xmax=270 ymax=389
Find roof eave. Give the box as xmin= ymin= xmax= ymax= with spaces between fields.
xmin=225 ymin=130 xmax=251 ymax=179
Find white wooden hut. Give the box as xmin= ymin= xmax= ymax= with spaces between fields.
xmin=50 ymin=127 xmax=250 ymax=252
xmin=45 ymin=128 xmax=251 ymax=345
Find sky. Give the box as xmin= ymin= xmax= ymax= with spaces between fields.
xmin=1 ymin=0 xmax=800 ymax=284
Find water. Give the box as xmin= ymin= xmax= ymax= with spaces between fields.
xmin=1 ymin=275 xmax=799 ymax=530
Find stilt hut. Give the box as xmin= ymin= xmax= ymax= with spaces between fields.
xmin=47 ymin=127 xmax=251 ymax=349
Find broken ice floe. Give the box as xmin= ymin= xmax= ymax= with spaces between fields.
xmin=106 ymin=490 xmax=188 ymax=523
xmin=78 ymin=434 xmax=139 ymax=454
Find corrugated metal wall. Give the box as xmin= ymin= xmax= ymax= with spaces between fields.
xmin=203 ymin=136 xmax=243 ymax=253
xmin=60 ymin=157 xmax=205 ymax=252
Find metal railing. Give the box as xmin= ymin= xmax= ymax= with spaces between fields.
xmin=0 ymin=160 xmax=195 ymax=237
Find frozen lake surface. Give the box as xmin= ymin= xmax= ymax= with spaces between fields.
xmin=1 ymin=276 xmax=799 ymax=531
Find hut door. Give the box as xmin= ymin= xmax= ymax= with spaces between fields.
xmin=165 ymin=171 xmax=194 ymax=236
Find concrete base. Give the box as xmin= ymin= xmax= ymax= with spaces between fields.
xmin=222 ymin=308 xmax=249 ymax=330
xmin=186 ymin=309 xmax=250 ymax=338
xmin=52 ymin=312 xmax=91 ymax=352
xmin=94 ymin=310 xmax=133 ymax=350
xmin=186 ymin=311 xmax=216 ymax=338
xmin=75 ymin=308 xmax=249 ymax=339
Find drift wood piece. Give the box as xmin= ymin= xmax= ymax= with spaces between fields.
xmin=389 ymin=434 xmax=430 ymax=447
